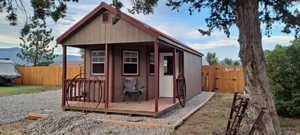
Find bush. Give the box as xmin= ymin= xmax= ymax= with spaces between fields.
xmin=265 ymin=38 xmax=300 ymax=117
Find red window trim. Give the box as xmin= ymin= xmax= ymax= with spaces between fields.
xmin=121 ymin=49 xmax=140 ymax=76
xmin=91 ymin=49 xmax=105 ymax=76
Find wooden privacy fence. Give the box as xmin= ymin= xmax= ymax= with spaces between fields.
xmin=202 ymin=65 xmax=245 ymax=93
xmin=14 ymin=66 xmax=81 ymax=86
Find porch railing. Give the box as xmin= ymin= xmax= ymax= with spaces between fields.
xmin=64 ymin=74 xmax=105 ymax=104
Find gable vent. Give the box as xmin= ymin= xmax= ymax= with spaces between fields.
xmin=102 ymin=13 xmax=109 ymax=23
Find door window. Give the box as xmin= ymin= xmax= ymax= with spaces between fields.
xmin=163 ymin=56 xmax=173 ymax=75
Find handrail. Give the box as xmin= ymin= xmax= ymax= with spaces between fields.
xmin=64 ymin=73 xmax=105 ymax=104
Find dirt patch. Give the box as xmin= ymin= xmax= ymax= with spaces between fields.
xmin=175 ymin=93 xmax=232 ymax=135
xmin=280 ymin=117 xmax=300 ymax=135
xmin=0 ymin=120 xmax=32 ymax=135
xmin=175 ymin=93 xmax=300 ymax=135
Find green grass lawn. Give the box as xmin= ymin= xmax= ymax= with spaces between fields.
xmin=0 ymin=85 xmax=60 ymax=96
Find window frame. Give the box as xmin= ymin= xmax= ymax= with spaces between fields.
xmin=122 ymin=50 xmax=139 ymax=76
xmin=149 ymin=53 xmax=154 ymax=75
xmin=91 ymin=50 xmax=105 ymax=75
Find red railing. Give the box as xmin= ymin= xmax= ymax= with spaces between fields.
xmin=64 ymin=73 xmax=105 ymax=104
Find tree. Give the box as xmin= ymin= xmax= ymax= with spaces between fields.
xmin=17 ymin=19 xmax=57 ymax=66
xmin=265 ymin=39 xmax=300 ymax=117
xmin=120 ymin=0 xmax=300 ymax=134
xmin=0 ymin=0 xmax=78 ymax=34
xmin=233 ymin=61 xmax=240 ymax=66
xmin=223 ymin=58 xmax=233 ymax=65
xmin=79 ymin=49 xmax=85 ymax=58
xmin=206 ymin=52 xmax=219 ymax=65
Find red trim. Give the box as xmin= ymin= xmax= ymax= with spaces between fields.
xmin=83 ymin=48 xmax=86 ymax=78
xmin=121 ymin=49 xmax=140 ymax=76
xmin=104 ymin=44 xmax=109 ymax=109
xmin=111 ymin=46 xmax=115 ymax=102
xmin=154 ymin=41 xmax=159 ymax=112
xmin=62 ymin=46 xmax=67 ymax=107
xmin=146 ymin=47 xmax=150 ymax=100
xmin=172 ymin=49 xmax=176 ymax=104
xmin=90 ymin=49 xmax=105 ymax=75
xmin=56 ymin=2 xmax=203 ymax=57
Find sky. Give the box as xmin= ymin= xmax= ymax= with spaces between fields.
xmin=0 ymin=0 xmax=297 ymax=60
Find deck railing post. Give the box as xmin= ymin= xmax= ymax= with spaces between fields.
xmin=173 ymin=48 xmax=177 ymax=104
xmin=104 ymin=44 xmax=110 ymax=109
xmin=146 ymin=47 xmax=149 ymax=101
xmin=62 ymin=45 xmax=67 ymax=107
xmin=154 ymin=40 xmax=159 ymax=112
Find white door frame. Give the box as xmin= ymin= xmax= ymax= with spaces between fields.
xmin=159 ymin=53 xmax=173 ymax=98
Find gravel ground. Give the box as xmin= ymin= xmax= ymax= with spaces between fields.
xmin=0 ymin=90 xmax=61 ymax=125
xmin=24 ymin=112 xmax=174 ymax=135
xmin=0 ymin=90 xmax=214 ymax=134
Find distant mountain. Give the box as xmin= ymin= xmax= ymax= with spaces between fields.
xmin=0 ymin=47 xmax=82 ymax=65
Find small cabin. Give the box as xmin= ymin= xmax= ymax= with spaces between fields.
xmin=57 ymin=2 xmax=203 ymax=117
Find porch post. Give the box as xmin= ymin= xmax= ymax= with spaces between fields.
xmin=105 ymin=44 xmax=110 ymax=109
xmin=173 ymin=48 xmax=177 ymax=103
xmin=62 ymin=45 xmax=67 ymax=107
xmin=154 ymin=41 xmax=159 ymax=112
xmin=146 ymin=47 xmax=149 ymax=100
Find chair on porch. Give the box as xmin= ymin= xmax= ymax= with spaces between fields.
xmin=123 ymin=77 xmax=144 ymax=101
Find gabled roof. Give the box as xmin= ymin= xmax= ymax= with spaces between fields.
xmin=56 ymin=2 xmax=203 ymax=56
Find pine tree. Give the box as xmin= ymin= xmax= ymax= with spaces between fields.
xmin=17 ymin=19 xmax=57 ymax=66
xmin=206 ymin=52 xmax=219 ymax=65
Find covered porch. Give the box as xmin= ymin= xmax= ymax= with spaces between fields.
xmin=64 ymin=98 xmax=178 ymax=117
xmin=61 ymin=41 xmax=185 ymax=117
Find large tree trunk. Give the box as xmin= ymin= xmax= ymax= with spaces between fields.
xmin=236 ymin=0 xmax=282 ymax=135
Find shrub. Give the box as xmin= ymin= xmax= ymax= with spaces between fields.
xmin=265 ymin=38 xmax=300 ymax=117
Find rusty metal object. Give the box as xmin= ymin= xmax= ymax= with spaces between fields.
xmin=248 ymin=108 xmax=266 ymax=135
xmin=176 ymin=73 xmax=186 ymax=107
xmin=226 ymin=93 xmax=266 ymax=135
xmin=226 ymin=93 xmax=249 ymax=135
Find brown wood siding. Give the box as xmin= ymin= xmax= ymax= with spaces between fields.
xmin=85 ymin=45 xmax=106 ymax=80
xmin=62 ymin=12 xmax=155 ymax=45
xmin=183 ymin=52 xmax=202 ymax=99
xmin=113 ymin=45 xmax=148 ymax=101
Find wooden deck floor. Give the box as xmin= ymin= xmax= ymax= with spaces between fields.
xmin=64 ymin=98 xmax=178 ymax=117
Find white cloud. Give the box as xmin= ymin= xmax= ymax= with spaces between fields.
xmin=0 ymin=34 xmax=20 ymax=45
xmin=262 ymin=36 xmax=294 ymax=46
xmin=190 ymin=39 xmax=238 ymax=50
xmin=188 ymin=35 xmax=294 ymax=50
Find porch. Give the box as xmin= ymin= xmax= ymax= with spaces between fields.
xmin=61 ymin=42 xmax=186 ymax=117
xmin=64 ymin=98 xmax=178 ymax=117
xmin=58 ymin=2 xmax=203 ymax=117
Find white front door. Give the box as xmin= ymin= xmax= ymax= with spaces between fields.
xmin=159 ymin=53 xmax=173 ymax=98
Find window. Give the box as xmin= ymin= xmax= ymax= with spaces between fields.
xmin=149 ymin=53 xmax=154 ymax=74
xmin=163 ymin=56 xmax=173 ymax=75
xmin=91 ymin=50 xmax=105 ymax=75
xmin=123 ymin=50 xmax=139 ymax=75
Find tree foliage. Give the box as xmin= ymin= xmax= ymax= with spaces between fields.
xmin=119 ymin=0 xmax=300 ymax=134
xmin=17 ymin=19 xmax=57 ymax=66
xmin=233 ymin=61 xmax=240 ymax=65
xmin=265 ymin=39 xmax=300 ymax=117
xmin=123 ymin=0 xmax=300 ymax=37
xmin=206 ymin=52 xmax=219 ymax=65
xmin=223 ymin=58 xmax=233 ymax=65
xmin=0 ymin=0 xmax=78 ymax=34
